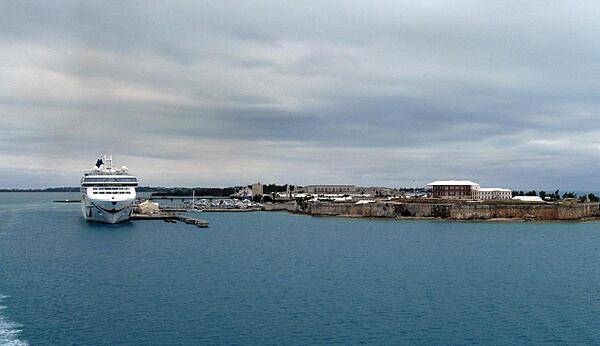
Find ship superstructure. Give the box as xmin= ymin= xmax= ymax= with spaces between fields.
xmin=80 ymin=155 xmax=138 ymax=223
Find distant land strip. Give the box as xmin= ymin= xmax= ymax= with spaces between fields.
xmin=0 ymin=184 xmax=291 ymax=195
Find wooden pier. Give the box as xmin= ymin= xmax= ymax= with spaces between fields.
xmin=130 ymin=212 xmax=209 ymax=228
xmin=130 ymin=213 xmax=178 ymax=220
xmin=160 ymin=206 xmax=262 ymax=212
xmin=177 ymin=215 xmax=209 ymax=228
xmin=201 ymin=208 xmax=261 ymax=212
xmin=158 ymin=207 xmax=189 ymax=212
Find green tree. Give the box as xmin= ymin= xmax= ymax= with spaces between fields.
xmin=588 ymin=193 xmax=600 ymax=202
xmin=525 ymin=190 xmax=537 ymax=196
xmin=262 ymin=184 xmax=287 ymax=194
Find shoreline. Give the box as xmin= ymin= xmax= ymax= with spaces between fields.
xmin=283 ymin=212 xmax=600 ymax=224
xmin=266 ymin=200 xmax=600 ymax=223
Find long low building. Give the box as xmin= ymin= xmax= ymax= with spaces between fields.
xmin=513 ymin=196 xmax=544 ymax=202
xmin=302 ymin=185 xmax=356 ymax=194
xmin=476 ymin=188 xmax=512 ymax=200
xmin=300 ymin=185 xmax=400 ymax=197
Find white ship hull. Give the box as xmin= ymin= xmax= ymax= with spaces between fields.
xmin=80 ymin=155 xmax=138 ymax=224
xmin=81 ymin=198 xmax=135 ymax=224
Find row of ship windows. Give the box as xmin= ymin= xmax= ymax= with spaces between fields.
xmin=84 ymin=178 xmax=137 ymax=182
xmin=92 ymin=191 xmax=132 ymax=194
xmin=92 ymin=187 xmax=130 ymax=190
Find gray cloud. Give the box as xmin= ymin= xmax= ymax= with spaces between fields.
xmin=2 ymin=1 xmax=600 ymax=189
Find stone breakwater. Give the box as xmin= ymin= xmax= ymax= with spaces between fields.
xmin=292 ymin=201 xmax=600 ymax=221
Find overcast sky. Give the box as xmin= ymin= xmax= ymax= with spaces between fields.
xmin=2 ymin=1 xmax=600 ymax=189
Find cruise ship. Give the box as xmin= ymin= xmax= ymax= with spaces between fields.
xmin=80 ymin=155 xmax=138 ymax=223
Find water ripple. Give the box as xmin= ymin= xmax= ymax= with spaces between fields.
xmin=0 ymin=296 xmax=27 ymax=346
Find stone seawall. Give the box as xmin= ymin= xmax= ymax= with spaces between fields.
xmin=302 ymin=201 xmax=600 ymax=221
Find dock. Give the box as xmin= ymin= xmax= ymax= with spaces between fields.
xmin=177 ymin=215 xmax=209 ymax=227
xmin=130 ymin=212 xmax=209 ymax=228
xmin=130 ymin=212 xmax=178 ymax=220
xmin=158 ymin=207 xmax=190 ymax=212
xmin=160 ymin=206 xmax=262 ymax=212
xmin=201 ymin=208 xmax=261 ymax=212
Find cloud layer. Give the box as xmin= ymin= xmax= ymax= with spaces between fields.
xmin=2 ymin=1 xmax=600 ymax=189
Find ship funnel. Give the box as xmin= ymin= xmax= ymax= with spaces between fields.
xmin=104 ymin=154 xmax=113 ymax=170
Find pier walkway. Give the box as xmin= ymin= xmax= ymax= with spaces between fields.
xmin=160 ymin=206 xmax=261 ymax=212
xmin=131 ymin=212 xmax=209 ymax=228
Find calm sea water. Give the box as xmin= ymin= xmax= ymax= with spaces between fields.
xmin=1 ymin=192 xmax=600 ymax=344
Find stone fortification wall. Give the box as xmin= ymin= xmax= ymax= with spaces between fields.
xmin=263 ymin=202 xmax=299 ymax=212
xmin=302 ymin=202 xmax=600 ymax=221
xmin=304 ymin=202 xmax=452 ymax=218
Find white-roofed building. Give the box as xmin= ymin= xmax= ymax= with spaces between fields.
xmin=426 ymin=180 xmax=480 ymax=199
xmin=476 ymin=188 xmax=512 ymax=200
xmin=513 ymin=196 xmax=544 ymax=202
xmin=135 ymin=200 xmax=160 ymax=214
